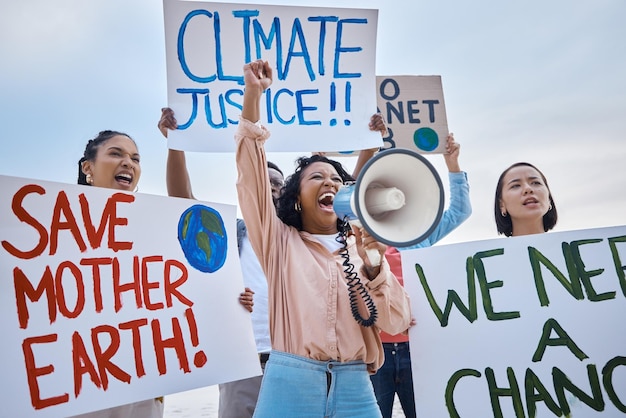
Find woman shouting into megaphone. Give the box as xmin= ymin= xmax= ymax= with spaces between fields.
xmin=235 ymin=59 xmax=412 ymax=418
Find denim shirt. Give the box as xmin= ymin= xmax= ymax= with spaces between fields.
xmin=380 ymin=171 xmax=472 ymax=343
xmin=398 ymin=171 xmax=472 ymax=251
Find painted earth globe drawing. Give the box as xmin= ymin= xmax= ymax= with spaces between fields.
xmin=413 ymin=127 xmax=439 ymax=152
xmin=178 ymin=205 xmax=227 ymax=273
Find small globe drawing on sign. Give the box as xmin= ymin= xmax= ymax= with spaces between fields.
xmin=178 ymin=205 xmax=227 ymax=273
xmin=413 ymin=127 xmax=439 ymax=152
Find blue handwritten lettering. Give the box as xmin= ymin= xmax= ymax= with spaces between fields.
xmin=334 ymin=18 xmax=366 ymax=78
xmin=272 ymin=88 xmax=295 ymax=124
xmin=253 ymin=17 xmax=284 ymax=79
xmin=233 ymin=10 xmax=260 ymax=63
xmin=172 ymin=8 xmax=371 ymax=131
xmin=284 ymin=18 xmax=315 ymax=81
xmin=423 ymin=99 xmax=440 ymax=123
xmin=225 ymin=90 xmax=243 ymax=124
xmin=177 ymin=10 xmax=217 ymax=83
xmin=296 ymin=89 xmax=320 ymax=125
xmin=308 ymin=16 xmax=339 ymax=76
xmin=214 ymin=11 xmax=241 ymax=83
xmin=203 ymin=93 xmax=227 ymax=128
xmin=175 ymin=88 xmax=209 ymax=129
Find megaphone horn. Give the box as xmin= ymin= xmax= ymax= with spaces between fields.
xmin=334 ymin=148 xmax=444 ymax=251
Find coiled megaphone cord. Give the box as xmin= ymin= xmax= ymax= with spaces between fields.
xmin=336 ymin=217 xmax=378 ymax=327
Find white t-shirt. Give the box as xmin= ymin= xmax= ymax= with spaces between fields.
xmin=239 ymin=234 xmax=271 ymax=354
xmin=312 ymin=233 xmax=343 ymax=253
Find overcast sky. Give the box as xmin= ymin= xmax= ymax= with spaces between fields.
xmin=1 ymin=0 xmax=624 ymax=245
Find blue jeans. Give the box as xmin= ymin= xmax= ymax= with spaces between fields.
xmin=370 ymin=342 xmax=416 ymax=418
xmin=253 ymin=351 xmax=382 ymax=418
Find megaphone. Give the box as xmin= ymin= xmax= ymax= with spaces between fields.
xmin=334 ymin=149 xmax=444 ymax=264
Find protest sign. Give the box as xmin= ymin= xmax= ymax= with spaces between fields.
xmin=163 ymin=0 xmax=381 ymax=153
xmin=402 ymin=226 xmax=626 ymax=417
xmin=377 ymin=75 xmax=448 ymax=153
xmin=327 ymin=75 xmax=448 ymax=156
xmin=0 ymin=175 xmax=259 ymax=417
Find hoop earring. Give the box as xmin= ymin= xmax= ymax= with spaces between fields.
xmin=501 ymin=211 xmax=507 ymax=217
xmin=134 ymin=185 xmax=139 ymax=193
xmin=549 ymin=203 xmax=552 ymax=211
xmin=294 ymin=202 xmax=301 ymax=212
xmin=86 ymin=174 xmax=93 ymax=185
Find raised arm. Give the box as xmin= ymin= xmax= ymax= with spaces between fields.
xmin=242 ymin=61 xmax=272 ymax=123
xmin=400 ymin=133 xmax=472 ymax=249
xmin=443 ymin=132 xmax=461 ymax=173
xmin=235 ymin=61 xmax=277 ymax=268
xmin=351 ymin=113 xmax=386 ymax=179
xmin=157 ymin=107 xmax=194 ymax=199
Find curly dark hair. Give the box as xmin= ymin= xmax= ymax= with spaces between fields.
xmin=277 ymin=154 xmax=354 ymax=231
xmin=494 ymin=162 xmax=558 ymax=236
xmin=77 ymin=130 xmax=135 ymax=185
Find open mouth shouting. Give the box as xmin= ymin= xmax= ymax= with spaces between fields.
xmin=115 ymin=172 xmax=134 ymax=189
xmin=318 ymin=192 xmax=335 ymax=213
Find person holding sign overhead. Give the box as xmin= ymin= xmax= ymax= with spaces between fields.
xmin=157 ymin=107 xmax=256 ymax=313
xmin=235 ymin=59 xmax=412 ymax=417
xmin=158 ymin=106 xmax=280 ymax=418
xmin=494 ymin=162 xmax=558 ymax=237
xmin=71 ymin=130 xmax=164 ymax=418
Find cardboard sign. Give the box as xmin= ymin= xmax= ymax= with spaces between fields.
xmin=402 ymin=225 xmax=626 ymax=417
xmin=0 ymin=175 xmax=259 ymax=417
xmin=327 ymin=75 xmax=448 ymax=156
xmin=377 ymin=75 xmax=448 ymax=153
xmin=163 ymin=0 xmax=381 ymax=153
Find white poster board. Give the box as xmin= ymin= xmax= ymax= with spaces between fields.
xmin=0 ymin=175 xmax=260 ymax=417
xmin=402 ymin=225 xmax=626 ymax=417
xmin=163 ymin=0 xmax=381 ymax=153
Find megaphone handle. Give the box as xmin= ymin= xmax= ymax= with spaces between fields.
xmin=347 ymin=219 xmax=382 ymax=267
xmin=365 ymin=248 xmax=381 ymax=267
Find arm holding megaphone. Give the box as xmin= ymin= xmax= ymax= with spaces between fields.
xmin=357 ymin=113 xmax=389 ymax=267
xmin=341 ymin=112 xmax=391 ymax=268
xmin=313 ymin=114 xmax=388 ymax=267
xmin=352 ymin=225 xmax=386 ymax=277
xmin=343 ymin=113 xmax=388 ymax=268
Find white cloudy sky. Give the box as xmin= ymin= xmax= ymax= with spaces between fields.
xmin=1 ymin=0 xmax=624 ymax=244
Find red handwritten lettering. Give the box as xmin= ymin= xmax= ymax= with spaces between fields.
xmin=152 ymin=317 xmax=189 ymax=374
xmin=142 ymin=255 xmax=165 ymax=310
xmin=14 ymin=266 xmax=56 ymax=329
xmin=72 ymin=331 xmax=102 ymax=397
xmin=55 ymin=261 xmax=85 ymax=319
xmin=79 ymin=257 xmax=112 ymax=313
xmin=2 ymin=187 xmax=135 ymax=260
xmin=185 ymin=308 xmax=207 ymax=368
xmin=114 ymin=256 xmax=142 ymax=312
xmin=79 ymin=193 xmax=107 ymax=250
xmin=50 ymin=191 xmax=87 ymax=255
xmin=1 ymin=184 xmax=48 ymax=259
xmin=164 ymin=259 xmax=193 ymax=307
xmin=22 ymin=306 xmax=204 ymax=410
xmin=119 ymin=318 xmax=149 ymax=378
xmin=14 ymin=255 xmax=193 ymax=329
xmin=22 ymin=334 xmax=69 ymax=410
xmin=106 ymin=193 xmax=135 ymax=252
xmin=91 ymin=325 xmax=131 ymax=390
